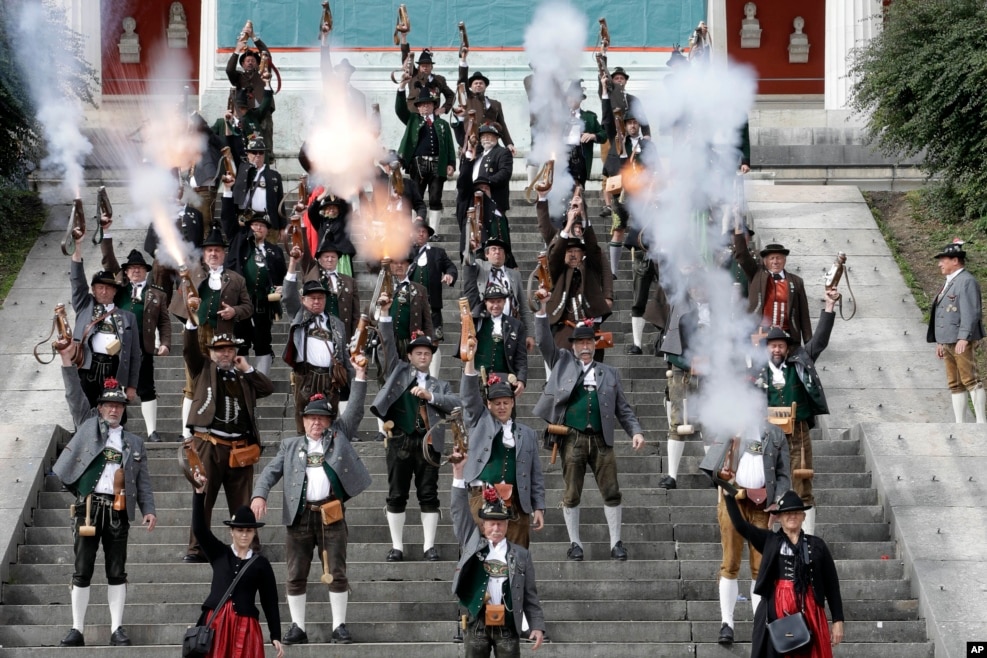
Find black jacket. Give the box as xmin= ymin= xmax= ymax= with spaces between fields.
xmin=409 ymin=243 xmax=458 ymax=310
xmin=220 ymin=197 xmax=288 ymax=295
xmin=725 ymin=494 xmax=844 ymax=657
xmin=192 ymin=492 xmax=281 ymax=642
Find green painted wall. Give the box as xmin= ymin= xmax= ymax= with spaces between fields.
xmin=217 ymin=0 xmax=705 ymax=48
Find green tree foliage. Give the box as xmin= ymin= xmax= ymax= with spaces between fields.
xmin=850 ymin=0 xmax=987 ymax=220
xmin=0 ymin=0 xmax=97 ymax=186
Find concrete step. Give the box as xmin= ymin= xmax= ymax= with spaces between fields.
xmin=0 ymin=618 xmax=932 ymax=647
xmin=0 ymin=644 xmax=937 ymax=658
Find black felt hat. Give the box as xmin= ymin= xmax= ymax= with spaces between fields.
xmin=468 ymin=71 xmax=490 ymax=87
xmin=477 ymin=486 xmax=511 ymax=520
xmin=406 ymin=331 xmax=437 ymax=354
xmin=483 ymin=284 xmax=509 ymax=300
xmin=202 ymin=222 xmax=227 ymax=248
xmin=97 ymin=377 xmax=128 ymax=405
xmin=302 ymin=393 xmax=337 ymax=417
xmin=775 ymin=490 xmax=812 ymax=512
xmin=239 ymin=49 xmax=261 ymax=67
xmin=416 ymin=49 xmax=434 ymax=64
xmin=411 ymin=217 xmax=435 ymax=237
xmin=90 ymin=270 xmax=122 ymax=289
xmin=763 ymin=327 xmax=795 ymax=345
xmin=224 ymin=504 xmax=265 ymax=528
xmin=934 ymin=240 xmax=967 ymax=260
xmin=412 ymin=87 xmax=438 ymax=106
xmin=302 ymin=280 xmax=330 ymax=296
xmin=568 ymin=323 xmax=596 ymax=342
xmin=207 ymin=333 xmax=245 ymax=349
xmin=759 ymin=243 xmax=790 ymax=257
xmin=611 ymin=66 xmax=629 ymax=80
xmin=122 ymin=249 xmax=153 ymax=272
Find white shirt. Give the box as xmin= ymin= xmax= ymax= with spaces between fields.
xmin=472 ymin=147 xmax=493 ymax=181
xmin=94 ymin=427 xmax=125 ymax=495
xmin=90 ymin=303 xmax=118 ymax=355
xmin=767 ymin=361 xmax=787 ymax=388
xmin=250 ymin=165 xmax=268 ymax=214
xmin=300 ymin=314 xmax=334 ymax=368
xmin=304 ymin=435 xmax=332 ymax=501
xmin=484 ymin=537 xmax=509 ymax=605
xmin=580 ymin=361 xmax=597 ymax=387
xmin=208 ymin=267 xmax=224 ymax=291
xmin=566 ymin=110 xmax=582 ymax=145
xmin=735 ymin=431 xmax=767 ymax=490
xmin=490 ymin=315 xmax=503 ymax=337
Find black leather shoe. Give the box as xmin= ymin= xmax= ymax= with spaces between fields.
xmin=566 ymin=542 xmax=584 ymax=561
xmin=386 ymin=548 xmax=404 ymax=562
xmin=59 ymin=628 xmax=85 ymax=647
xmin=658 ymin=475 xmax=677 ymax=489
xmin=282 ymin=623 xmax=309 ymax=645
xmin=148 ymin=431 xmax=162 ymax=442
xmin=625 ymin=344 xmax=643 ymax=355
xmin=599 ymin=205 xmax=612 ymax=218
xmin=374 ymin=432 xmax=387 ymax=442
xmin=183 ymin=553 xmax=208 ymax=563
xmin=423 ymin=547 xmax=440 ymax=561
xmin=429 ymin=233 xmax=442 ymax=243
xmin=610 ymin=541 xmax=628 ymax=561
xmin=718 ymin=623 xmax=734 ymax=644
xmin=331 ymin=624 xmax=353 ymax=644
xmin=109 ymin=627 xmax=132 ymax=646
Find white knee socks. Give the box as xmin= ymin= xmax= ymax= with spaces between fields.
xmin=971 ymin=387 xmax=986 ymax=424
xmin=630 ymin=316 xmax=645 ymax=349
xmin=604 ymin=504 xmax=622 ymax=548
xmin=750 ymin=581 xmax=761 ymax=616
xmin=563 ymin=506 xmax=581 ymax=546
xmin=386 ymin=511 xmax=406 ymax=551
xmin=71 ymin=585 xmax=90 ymax=633
xmin=421 ymin=511 xmax=440 ymax=552
xmin=107 ymin=583 xmax=126 ymax=633
xmin=719 ymin=577 xmax=738 ymax=627
xmin=667 ymin=439 xmax=685 ymax=480
xmin=329 ymin=591 xmax=348 ymax=630
xmin=287 ymin=593 xmax=307 ymax=631
xmin=140 ymin=400 xmax=158 ymax=435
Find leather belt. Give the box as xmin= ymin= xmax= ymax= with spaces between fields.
xmin=193 ymin=431 xmax=246 ymax=448
xmin=91 ymin=353 xmax=115 ymax=363
xmin=89 ymin=493 xmax=115 ymax=506
xmin=304 ymin=497 xmax=336 ymax=512
xmin=302 ymin=364 xmax=334 ymax=375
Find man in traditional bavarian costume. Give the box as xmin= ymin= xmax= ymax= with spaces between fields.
xmin=232 ymin=136 xmax=286 ymax=231
xmin=450 ymin=461 xmax=546 ymax=654
xmin=69 ymin=231 xmax=142 ymax=411
xmin=755 ymin=287 xmax=840 ymax=535
xmin=657 ymin=271 xmax=710 ymax=489
xmin=385 ymin=250 xmax=434 ymax=358
xmin=53 ymin=354 xmax=157 ymax=647
xmin=169 ymin=222 xmax=253 ymax=438
xmin=221 ymin=172 xmax=287 ymax=377
xmin=251 ymin=359 xmax=372 ymax=646
xmin=98 ymin=242 xmax=171 ymax=442
xmin=700 ymin=423 xmax=791 ymax=645
xmin=463 ymin=237 xmax=535 ymax=353
xmin=533 ymin=291 xmax=645 ymax=561
xmin=472 ymin=284 xmax=528 ymax=397
xmin=733 ymin=235 xmax=813 ymax=346
xmin=282 ymin=275 xmax=352 ymax=433
xmin=183 ymin=330 xmax=274 ymax=562
xmin=395 ymin=84 xmax=457 ymax=238
xmin=410 ymin=217 xmax=458 ymax=377
xmin=460 ymin=350 xmax=544 ymax=548
xmin=371 ymin=296 xmax=458 ymax=563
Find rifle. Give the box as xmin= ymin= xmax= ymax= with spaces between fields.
xmin=464 ymin=109 xmax=479 ymax=149
xmin=370 ymin=258 xmax=394 ymax=322
xmin=238 ymin=19 xmax=253 ymax=43
xmin=468 ymin=190 xmax=483 ymax=263
xmin=599 ymin=18 xmax=610 ymax=52
xmin=568 ymin=295 xmax=614 ymax=350
xmin=458 ymin=298 xmax=476 ymax=362
xmin=60 ymin=198 xmax=86 ymax=257
xmin=611 ymin=107 xmax=627 ymax=159
xmin=93 ymin=186 xmax=112 ymax=246
xmin=227 ymin=87 xmax=236 ymax=114
xmin=258 ymin=51 xmax=271 ymax=81
xmin=220 ymin=146 xmax=237 ymax=179
xmin=179 ymin=438 xmax=206 ymax=486
xmin=524 ymin=159 xmax=554 ymax=203
xmin=459 ymin=22 xmax=469 ymax=58
xmin=178 ymin=265 xmax=200 ymax=326
xmin=32 ymin=303 xmax=82 ymax=366
xmin=824 ymin=251 xmax=856 ymax=320
xmin=393 ymin=4 xmax=410 ymax=45
xmin=320 ymin=1 xmax=333 ymax=44
xmin=349 ymin=313 xmax=372 ymax=368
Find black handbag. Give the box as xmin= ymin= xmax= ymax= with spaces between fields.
xmin=182 ymin=555 xmax=258 ymax=658
xmin=766 ymin=610 xmax=812 ymax=653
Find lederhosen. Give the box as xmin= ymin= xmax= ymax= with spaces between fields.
xmin=460 ymin=547 xmax=519 ymax=656
xmin=292 ymin=316 xmax=346 ymax=433
xmin=560 ymin=370 xmax=622 ymax=508
xmin=69 ymin=440 xmax=129 ymax=588
xmin=235 ymin=243 xmax=275 ymax=357
xmin=384 ymin=380 xmax=440 ymax=514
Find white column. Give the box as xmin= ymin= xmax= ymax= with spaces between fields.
xmin=199 ymin=0 xmax=220 ymax=113
xmin=706 ymin=0 xmax=728 ymax=64
xmin=826 ymin=0 xmax=883 ymax=110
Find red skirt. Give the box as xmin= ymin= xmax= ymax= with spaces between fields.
xmin=773 ymin=580 xmax=832 ymax=658
xmin=205 ymin=600 xmax=266 ymax=658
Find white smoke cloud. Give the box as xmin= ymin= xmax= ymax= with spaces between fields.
xmin=13 ymin=2 xmax=93 ymax=199
xmin=628 ymin=60 xmax=764 ymax=439
xmin=523 ymin=0 xmax=587 ymax=215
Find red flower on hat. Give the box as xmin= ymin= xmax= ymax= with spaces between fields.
xmin=483 ymin=485 xmax=499 ymax=503
xmin=487 ymin=374 xmax=502 ymax=386
xmin=410 ymin=330 xmax=423 ymax=341
xmin=952 ymin=238 xmax=965 ymax=245
xmin=309 ymin=393 xmax=326 ymax=402
xmin=103 ymin=377 xmax=120 ymax=389
xmin=580 ymin=319 xmax=594 ymax=328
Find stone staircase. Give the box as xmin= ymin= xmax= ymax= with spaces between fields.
xmin=0 ymin=183 xmax=934 ymax=656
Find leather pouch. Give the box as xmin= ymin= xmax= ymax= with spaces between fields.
xmin=484 ymin=603 xmax=506 ymax=627
xmin=746 ymin=487 xmax=768 ymax=506
xmin=229 ymin=442 xmax=261 ymax=468
xmin=320 ymin=499 xmax=344 ymax=525
xmin=493 ymin=483 xmax=514 ymax=509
